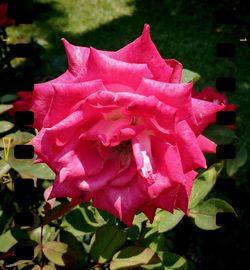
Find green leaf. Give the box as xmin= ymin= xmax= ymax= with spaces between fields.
xmin=0 ymin=228 xmax=29 ymax=252
xmin=0 ymin=148 xmax=55 ymax=180
xmin=203 ymin=125 xmax=236 ymax=144
xmin=90 ymin=224 xmax=127 ymax=263
xmin=110 ymin=246 xmax=160 ymax=270
xmin=32 ymin=265 xmax=41 ymax=270
xmin=160 ymin=251 xmax=189 ymax=270
xmin=0 ymin=94 xmax=18 ymax=103
xmin=42 ymin=264 xmax=57 ymax=270
xmin=0 ymin=104 xmax=13 ymax=114
xmin=42 ymin=265 xmax=57 ymax=270
xmin=188 ymin=162 xmax=223 ymax=209
xmin=181 ymin=69 xmax=201 ymax=83
xmin=5 ymin=260 xmax=33 ymax=268
xmin=60 ymin=230 xmax=88 ymax=267
xmin=189 ymin=198 xmax=235 ymax=230
xmin=133 ymin=212 xmax=148 ymax=227
xmin=155 ymin=209 xmax=184 ymax=233
xmin=29 ymin=225 xmax=57 ymax=243
xmin=140 ymin=264 xmax=164 ymax=270
xmin=0 ymin=131 xmax=55 ymax=179
xmin=61 ymin=204 xmax=100 ymax=235
xmin=42 ymin=241 xmax=75 ymax=266
xmin=0 ymin=121 xmax=14 ymax=133
xmin=127 ymin=225 xmax=140 ymax=242
xmin=226 ymin=143 xmax=248 ymax=176
xmin=0 ymin=131 xmax=34 ymax=148
xmin=141 ymin=230 xmax=166 ymax=254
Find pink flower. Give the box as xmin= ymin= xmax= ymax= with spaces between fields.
xmin=192 ymin=87 xmax=238 ymax=129
xmin=30 ymin=24 xmax=224 ymax=226
xmin=8 ymin=91 xmax=33 ymax=116
xmin=0 ymin=3 xmax=15 ymax=27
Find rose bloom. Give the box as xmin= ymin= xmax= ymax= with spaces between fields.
xmin=0 ymin=3 xmax=15 ymax=27
xmin=31 ymin=24 xmax=225 ymax=226
xmin=192 ymin=87 xmax=238 ymax=129
xmin=8 ymin=91 xmax=33 ymax=116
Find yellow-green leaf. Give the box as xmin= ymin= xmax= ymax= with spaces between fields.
xmin=42 ymin=241 xmax=74 ymax=266
xmin=188 ymin=162 xmax=223 ymax=209
xmin=0 ymin=104 xmax=13 ymax=114
xmin=0 ymin=228 xmax=28 ymax=252
xmin=0 ymin=148 xmax=55 ymax=180
xmin=156 ymin=209 xmax=184 ymax=233
xmin=110 ymin=246 xmax=160 ymax=270
xmin=181 ymin=69 xmax=201 ymax=83
xmin=90 ymin=224 xmax=127 ymax=263
xmin=189 ymin=198 xmax=235 ymax=230
xmin=0 ymin=121 xmax=14 ymax=133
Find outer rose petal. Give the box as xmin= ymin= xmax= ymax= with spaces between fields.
xmin=86 ymin=48 xmax=153 ymax=88
xmin=191 ymin=98 xmax=225 ymax=135
xmin=103 ymin=24 xmax=174 ymax=82
xmin=91 ymin=175 xmax=148 ymax=226
xmin=32 ymin=71 xmax=74 ymax=130
xmin=49 ymin=175 xmax=83 ymax=199
xmin=136 ymin=78 xmax=192 ymax=108
xmin=197 ymin=135 xmax=217 ymax=153
xmin=62 ymin=38 xmax=90 ymax=75
xmin=32 ymin=40 xmax=90 ymax=130
xmin=139 ymin=204 xmax=157 ymax=223
xmin=176 ymin=120 xmax=206 ymax=173
xmin=175 ymin=170 xmax=198 ymax=213
xmin=150 ymin=185 xmax=180 ymax=213
xmin=43 ymin=80 xmax=106 ymax=127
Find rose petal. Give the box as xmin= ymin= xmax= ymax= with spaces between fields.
xmin=132 ymin=131 xmax=155 ymax=180
xmin=176 ymin=120 xmax=207 ymax=172
xmin=43 ymin=80 xmax=106 ymax=127
xmin=165 ymin=59 xmax=183 ymax=83
xmin=191 ymin=98 xmax=225 ymax=135
xmin=108 ymin=24 xmax=174 ymax=82
xmin=197 ymin=134 xmax=217 ymax=153
xmin=86 ymin=48 xmax=153 ymax=88
xmin=136 ymin=78 xmax=192 ymax=108
xmin=91 ymin=175 xmax=147 ymax=226
xmin=175 ymin=170 xmax=198 ymax=213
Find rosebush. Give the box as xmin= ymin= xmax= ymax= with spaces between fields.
xmin=30 ymin=24 xmax=225 ymax=226
xmin=0 ymin=3 xmax=15 ymax=27
xmin=8 ymin=91 xmax=33 ymax=117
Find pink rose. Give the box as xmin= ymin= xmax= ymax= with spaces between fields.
xmin=8 ymin=91 xmax=33 ymax=116
xmin=31 ymin=24 xmax=224 ymax=226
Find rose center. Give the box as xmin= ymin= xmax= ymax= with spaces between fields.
xmin=113 ymin=139 xmax=132 ymax=154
